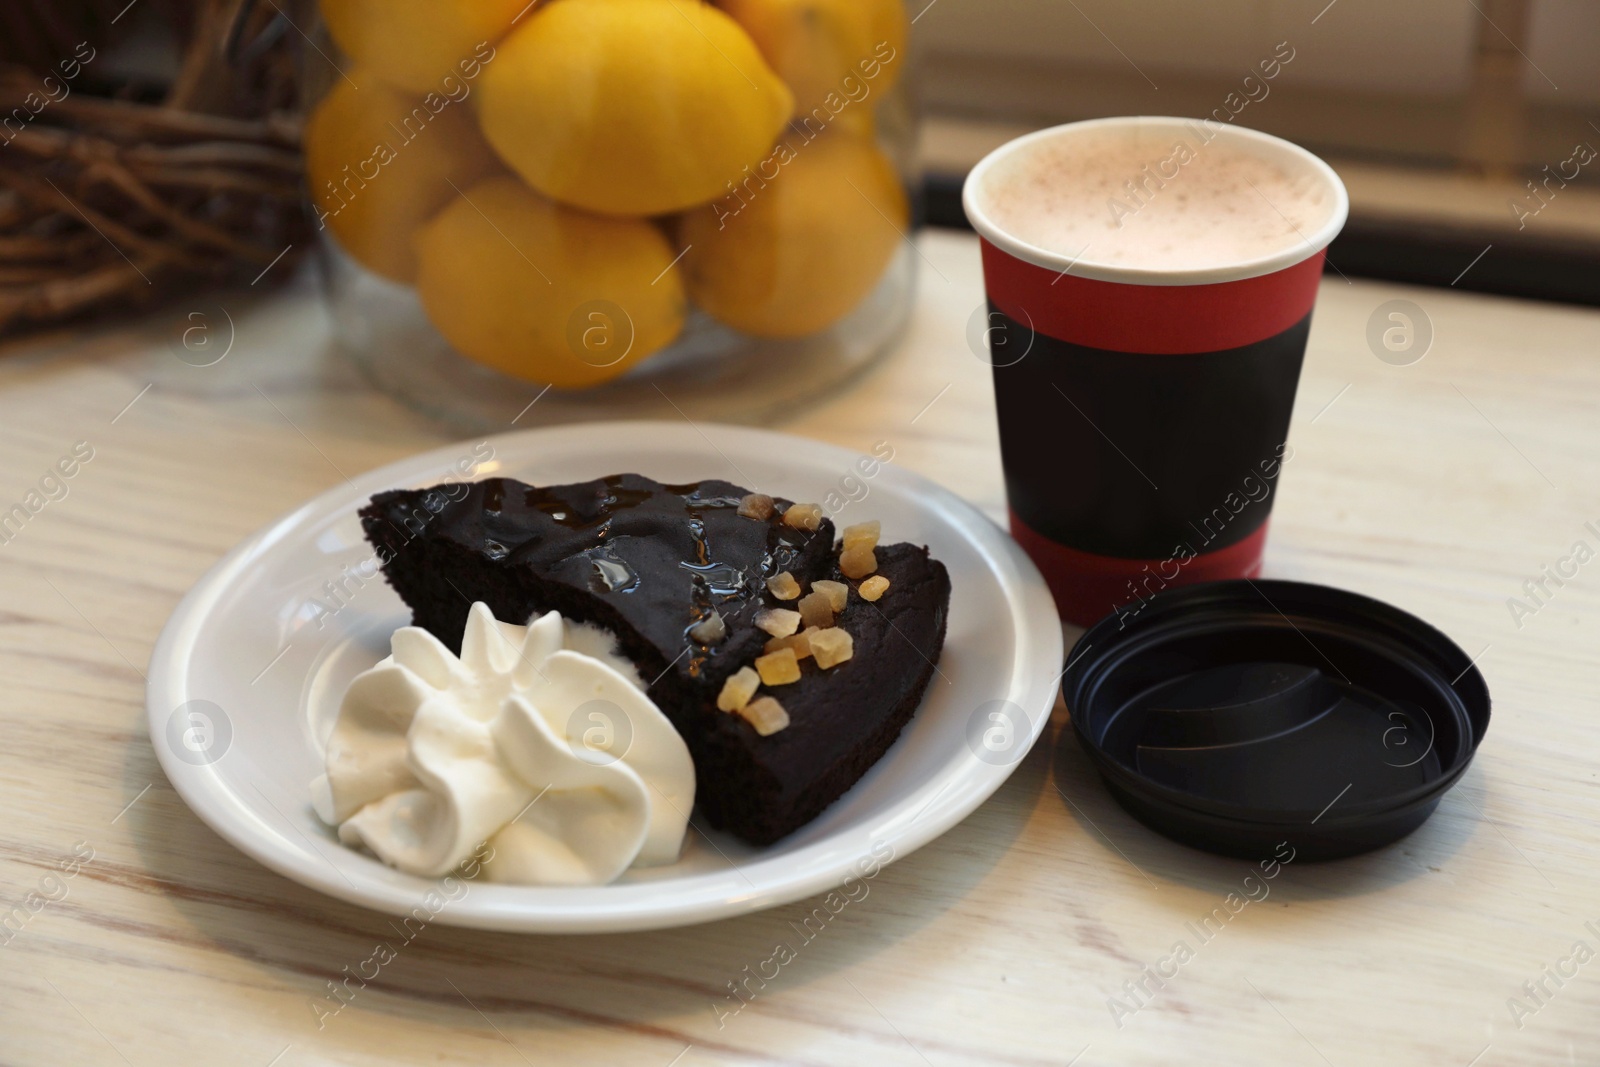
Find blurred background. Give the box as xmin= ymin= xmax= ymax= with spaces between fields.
xmin=913 ymin=0 xmax=1600 ymax=302
xmin=1 ymin=0 xmax=1595 ymax=352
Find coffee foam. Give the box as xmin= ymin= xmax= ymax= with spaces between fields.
xmin=976 ymin=124 xmax=1335 ymax=273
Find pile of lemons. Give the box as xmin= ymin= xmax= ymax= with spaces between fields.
xmin=306 ymin=0 xmax=909 ymax=389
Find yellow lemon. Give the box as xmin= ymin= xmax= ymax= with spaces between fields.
xmin=319 ymin=0 xmax=527 ymax=94
xmin=304 ymin=77 xmax=502 ymax=282
xmin=476 ymin=0 xmax=794 ymax=216
xmin=678 ymin=132 xmax=907 ymax=338
xmin=414 ymin=177 xmax=687 ymax=388
xmin=718 ymin=0 xmax=907 ymax=123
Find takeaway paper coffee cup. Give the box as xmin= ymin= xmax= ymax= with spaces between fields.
xmin=964 ymin=116 xmax=1349 ymax=626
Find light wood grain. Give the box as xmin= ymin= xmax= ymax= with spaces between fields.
xmin=2 ymin=230 xmax=1599 ymax=1067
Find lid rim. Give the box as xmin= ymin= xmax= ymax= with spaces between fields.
xmin=1078 ymin=733 xmax=1478 ymax=826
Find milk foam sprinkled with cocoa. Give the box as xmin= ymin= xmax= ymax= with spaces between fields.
xmin=979 ymin=125 xmax=1333 ymax=272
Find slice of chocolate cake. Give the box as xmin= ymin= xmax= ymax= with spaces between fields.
xmin=360 ymin=474 xmax=951 ymax=845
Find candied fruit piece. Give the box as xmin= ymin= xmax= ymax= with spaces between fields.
xmin=858 ymin=575 xmax=891 ymax=602
xmin=812 ymin=579 xmax=849 ymax=613
xmin=717 ymin=666 xmax=761 ymax=712
xmin=809 ymin=627 xmax=854 ymax=669
xmin=765 ymin=626 xmax=819 ymax=659
xmin=767 ymin=571 xmax=802 ymax=600
xmin=755 ymin=647 xmax=801 ymax=686
xmin=798 ymin=590 xmax=834 ymax=629
xmin=842 ymin=520 xmax=880 ymax=550
xmin=782 ymin=503 xmax=823 ymax=531
xmin=688 ymin=610 xmax=727 ymax=645
xmin=755 ymin=608 xmax=802 ymax=638
xmin=738 ymin=695 xmax=790 ymax=736
xmin=840 ymin=544 xmax=877 ymax=579
xmin=738 ymin=493 xmax=775 ymax=520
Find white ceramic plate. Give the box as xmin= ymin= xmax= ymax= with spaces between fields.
xmin=147 ymin=422 xmax=1062 ymax=933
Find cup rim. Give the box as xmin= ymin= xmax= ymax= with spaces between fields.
xmin=962 ymin=116 xmax=1351 ymax=288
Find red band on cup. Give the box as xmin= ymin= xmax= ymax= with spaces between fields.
xmin=980 ymin=239 xmax=1325 ymax=355
xmin=1011 ymin=509 xmax=1270 ymax=627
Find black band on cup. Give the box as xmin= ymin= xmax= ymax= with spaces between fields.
xmin=992 ymin=306 xmax=1310 ymax=561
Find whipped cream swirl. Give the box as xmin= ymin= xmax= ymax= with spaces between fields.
xmin=313 ymin=603 xmax=694 ymax=885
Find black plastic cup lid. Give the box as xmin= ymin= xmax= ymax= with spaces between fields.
xmin=1062 ymin=579 xmax=1490 ymax=861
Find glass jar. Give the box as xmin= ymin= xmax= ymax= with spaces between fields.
xmin=296 ymin=0 xmax=919 ymax=430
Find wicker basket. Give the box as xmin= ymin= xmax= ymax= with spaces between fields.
xmin=0 ymin=0 xmax=309 ymax=336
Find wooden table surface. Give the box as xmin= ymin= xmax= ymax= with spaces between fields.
xmin=3 ymin=230 xmax=1599 ymax=1067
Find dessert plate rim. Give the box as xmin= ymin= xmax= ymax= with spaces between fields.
xmin=147 ymin=420 xmax=1063 ymax=933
